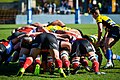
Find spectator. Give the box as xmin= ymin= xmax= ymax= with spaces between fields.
xmin=52 ymin=2 xmax=56 ymax=14
xmin=36 ymin=5 xmax=42 ymax=14
xmin=48 ymin=2 xmax=53 ymax=14
xmin=43 ymin=2 xmax=48 ymax=14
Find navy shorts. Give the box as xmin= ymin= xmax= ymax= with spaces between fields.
xmin=32 ymin=33 xmax=59 ymax=50
xmin=108 ymin=26 xmax=120 ymax=41
xmin=70 ymin=39 xmax=95 ymax=58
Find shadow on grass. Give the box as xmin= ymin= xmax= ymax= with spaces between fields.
xmin=0 ymin=63 xmax=19 ymax=76
xmin=0 ymin=63 xmax=65 ymax=78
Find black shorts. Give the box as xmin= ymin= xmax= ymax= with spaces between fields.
xmin=70 ymin=39 xmax=95 ymax=58
xmin=32 ymin=33 xmax=59 ymax=50
xmin=21 ymin=36 xmax=34 ymax=49
xmin=108 ymin=26 xmax=120 ymax=41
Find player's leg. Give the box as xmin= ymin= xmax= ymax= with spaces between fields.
xmin=88 ymin=52 xmax=100 ymax=74
xmin=17 ymin=48 xmax=40 ymax=77
xmin=47 ymin=53 xmax=55 ymax=75
xmin=104 ymin=37 xmax=114 ymax=69
xmin=47 ymin=33 xmax=66 ymax=77
xmin=60 ymin=41 xmax=71 ymax=75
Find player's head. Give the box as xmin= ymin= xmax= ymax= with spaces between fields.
xmin=89 ymin=35 xmax=98 ymax=44
xmin=83 ymin=34 xmax=98 ymax=44
xmin=90 ymin=7 xmax=99 ymax=14
xmin=7 ymin=32 xmax=26 ymax=40
xmin=76 ymin=29 xmax=84 ymax=37
xmin=31 ymin=22 xmax=40 ymax=27
xmin=90 ymin=7 xmax=100 ymax=18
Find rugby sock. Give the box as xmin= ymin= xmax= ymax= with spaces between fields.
xmin=47 ymin=61 xmax=53 ymax=68
xmin=81 ymin=59 xmax=88 ymax=67
xmin=92 ymin=61 xmax=99 ymax=72
xmin=55 ymin=59 xmax=62 ymax=68
xmin=23 ymin=57 xmax=33 ymax=69
xmin=116 ymin=55 xmax=120 ymax=60
xmin=63 ymin=60 xmax=70 ymax=68
xmin=19 ymin=54 xmax=26 ymax=67
xmin=34 ymin=57 xmax=41 ymax=65
xmin=72 ymin=63 xmax=79 ymax=69
xmin=106 ymin=48 xmax=113 ymax=62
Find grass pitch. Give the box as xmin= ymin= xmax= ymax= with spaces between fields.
xmin=0 ymin=24 xmax=120 ymax=80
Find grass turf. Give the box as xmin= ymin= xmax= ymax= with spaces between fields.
xmin=0 ymin=24 xmax=120 ymax=80
xmin=0 ymin=0 xmax=18 ymax=2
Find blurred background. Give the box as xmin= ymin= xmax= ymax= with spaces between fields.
xmin=0 ymin=0 xmax=120 ymax=24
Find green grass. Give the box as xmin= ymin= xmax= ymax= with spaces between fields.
xmin=0 ymin=24 xmax=120 ymax=80
xmin=0 ymin=0 xmax=18 ymax=2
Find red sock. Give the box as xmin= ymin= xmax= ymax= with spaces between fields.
xmin=72 ymin=63 xmax=79 ymax=69
xmin=82 ymin=59 xmax=88 ymax=67
xmin=63 ymin=60 xmax=70 ymax=68
xmin=23 ymin=57 xmax=33 ymax=69
xmin=34 ymin=57 xmax=41 ymax=65
xmin=92 ymin=61 xmax=99 ymax=72
xmin=55 ymin=59 xmax=62 ymax=68
xmin=47 ymin=61 xmax=53 ymax=68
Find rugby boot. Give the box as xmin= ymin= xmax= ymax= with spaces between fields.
xmin=65 ymin=68 xmax=70 ymax=76
xmin=58 ymin=68 xmax=67 ymax=77
xmin=34 ymin=64 xmax=40 ymax=76
xmin=85 ymin=66 xmax=92 ymax=72
xmin=104 ymin=62 xmax=114 ymax=69
xmin=49 ymin=63 xmax=55 ymax=75
xmin=17 ymin=68 xmax=25 ymax=77
xmin=71 ymin=65 xmax=80 ymax=75
xmin=95 ymin=72 xmax=106 ymax=75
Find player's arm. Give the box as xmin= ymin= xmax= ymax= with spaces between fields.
xmin=26 ymin=32 xmax=43 ymax=37
xmin=104 ymin=28 xmax=108 ymax=39
xmin=41 ymin=26 xmax=49 ymax=33
xmin=48 ymin=20 xmax=66 ymax=27
xmin=96 ymin=22 xmax=103 ymax=47
xmin=51 ymin=33 xmax=70 ymax=41
xmin=97 ymin=22 xmax=103 ymax=42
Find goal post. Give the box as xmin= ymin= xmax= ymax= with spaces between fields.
xmin=27 ymin=0 xmax=32 ymax=24
xmin=75 ymin=0 xmax=81 ymax=24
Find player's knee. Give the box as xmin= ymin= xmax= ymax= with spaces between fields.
xmin=88 ymin=54 xmax=98 ymax=62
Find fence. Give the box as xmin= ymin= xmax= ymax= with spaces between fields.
xmin=16 ymin=14 xmax=120 ymax=24
xmin=0 ymin=9 xmax=19 ymax=24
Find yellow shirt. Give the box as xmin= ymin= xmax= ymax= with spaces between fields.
xmin=95 ymin=14 xmax=119 ymax=29
xmin=45 ymin=25 xmax=71 ymax=32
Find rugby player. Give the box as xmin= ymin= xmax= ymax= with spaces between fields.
xmin=17 ymin=33 xmax=66 ymax=77
xmin=70 ymin=38 xmax=104 ymax=75
xmin=91 ymin=7 xmax=120 ymax=69
xmin=0 ymin=33 xmax=26 ymax=65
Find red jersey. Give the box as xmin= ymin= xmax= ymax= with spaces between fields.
xmin=0 ymin=40 xmax=9 ymax=47
xmin=16 ymin=27 xmax=37 ymax=34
